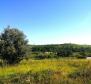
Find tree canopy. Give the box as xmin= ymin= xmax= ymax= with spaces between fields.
xmin=0 ymin=27 xmax=28 ymax=64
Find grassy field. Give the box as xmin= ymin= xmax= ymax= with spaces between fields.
xmin=0 ymin=58 xmax=91 ymax=84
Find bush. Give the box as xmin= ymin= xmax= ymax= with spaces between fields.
xmin=34 ymin=52 xmax=56 ymax=59
xmin=0 ymin=27 xmax=28 ymax=64
xmin=35 ymin=53 xmax=46 ymax=59
xmin=69 ymin=65 xmax=91 ymax=83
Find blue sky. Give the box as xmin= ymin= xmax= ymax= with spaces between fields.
xmin=0 ymin=0 xmax=91 ymax=45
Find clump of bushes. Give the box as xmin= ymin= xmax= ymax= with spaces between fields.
xmin=33 ymin=52 xmax=56 ymax=59
xmin=69 ymin=65 xmax=91 ymax=84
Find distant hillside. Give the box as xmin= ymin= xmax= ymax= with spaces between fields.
xmin=30 ymin=43 xmax=91 ymax=58
xmin=31 ymin=43 xmax=91 ymax=52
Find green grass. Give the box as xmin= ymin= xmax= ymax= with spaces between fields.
xmin=0 ymin=58 xmax=91 ymax=84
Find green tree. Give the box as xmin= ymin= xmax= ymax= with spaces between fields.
xmin=0 ymin=27 xmax=28 ymax=64
xmin=57 ymin=44 xmax=73 ymax=57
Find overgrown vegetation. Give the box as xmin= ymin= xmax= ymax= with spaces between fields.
xmin=0 ymin=27 xmax=91 ymax=84
xmin=0 ymin=59 xmax=91 ymax=84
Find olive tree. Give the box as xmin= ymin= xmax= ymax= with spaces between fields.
xmin=0 ymin=27 xmax=28 ymax=64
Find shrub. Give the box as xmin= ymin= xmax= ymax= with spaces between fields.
xmin=0 ymin=27 xmax=28 ymax=64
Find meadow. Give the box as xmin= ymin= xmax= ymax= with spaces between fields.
xmin=1 ymin=28 xmax=91 ymax=84
xmin=0 ymin=58 xmax=91 ymax=84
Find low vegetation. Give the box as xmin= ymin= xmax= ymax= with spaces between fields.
xmin=0 ymin=59 xmax=91 ymax=84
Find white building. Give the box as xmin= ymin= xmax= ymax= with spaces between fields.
xmin=86 ymin=57 xmax=91 ymax=59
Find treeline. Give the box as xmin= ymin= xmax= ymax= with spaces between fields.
xmin=31 ymin=43 xmax=91 ymax=58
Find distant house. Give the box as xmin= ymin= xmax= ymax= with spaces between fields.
xmin=44 ymin=52 xmax=53 ymax=54
xmin=86 ymin=57 xmax=91 ymax=59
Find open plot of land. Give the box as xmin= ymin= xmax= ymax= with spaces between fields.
xmin=0 ymin=59 xmax=91 ymax=84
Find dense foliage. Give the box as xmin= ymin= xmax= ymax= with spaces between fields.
xmin=31 ymin=44 xmax=91 ymax=58
xmin=0 ymin=27 xmax=28 ymax=64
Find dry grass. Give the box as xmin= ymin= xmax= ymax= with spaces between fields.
xmin=0 ymin=58 xmax=91 ymax=84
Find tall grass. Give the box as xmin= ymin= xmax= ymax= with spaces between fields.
xmin=0 ymin=58 xmax=91 ymax=84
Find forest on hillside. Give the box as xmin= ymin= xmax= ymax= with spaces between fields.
xmin=30 ymin=43 xmax=91 ymax=59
